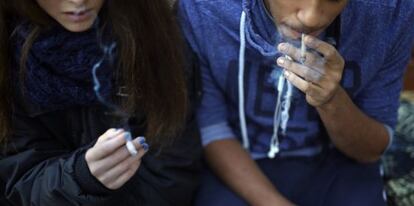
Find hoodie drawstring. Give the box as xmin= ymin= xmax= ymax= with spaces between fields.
xmin=239 ymin=11 xmax=250 ymax=149
xmin=239 ymin=10 xmax=292 ymax=158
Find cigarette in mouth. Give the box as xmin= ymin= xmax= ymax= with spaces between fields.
xmin=300 ymin=33 xmax=306 ymax=63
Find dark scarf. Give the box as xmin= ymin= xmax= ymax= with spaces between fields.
xmin=12 ymin=24 xmax=114 ymax=111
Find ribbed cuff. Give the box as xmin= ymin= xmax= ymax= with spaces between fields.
xmin=383 ymin=124 xmax=394 ymax=152
xmin=73 ymin=150 xmax=114 ymax=196
xmin=200 ymin=122 xmax=236 ymax=146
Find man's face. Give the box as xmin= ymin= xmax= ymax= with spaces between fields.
xmin=265 ymin=0 xmax=348 ymax=40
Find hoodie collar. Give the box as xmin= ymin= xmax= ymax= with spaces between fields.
xmin=242 ymin=0 xmax=340 ymax=57
xmin=242 ymin=0 xmax=280 ymax=57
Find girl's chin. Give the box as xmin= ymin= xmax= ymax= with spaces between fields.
xmin=61 ymin=22 xmax=95 ymax=33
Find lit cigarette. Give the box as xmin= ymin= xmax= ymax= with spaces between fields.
xmin=124 ymin=132 xmax=138 ymax=156
xmin=300 ymin=33 xmax=306 ymax=63
xmin=126 ymin=141 xmax=138 ymax=156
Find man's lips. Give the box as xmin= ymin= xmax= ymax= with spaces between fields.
xmin=289 ymin=25 xmax=324 ymax=36
xmin=281 ymin=25 xmax=323 ymax=39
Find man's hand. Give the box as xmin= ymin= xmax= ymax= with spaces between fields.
xmin=276 ymin=35 xmax=390 ymax=162
xmin=85 ymin=129 xmax=148 ymax=190
xmin=276 ymin=35 xmax=345 ymax=107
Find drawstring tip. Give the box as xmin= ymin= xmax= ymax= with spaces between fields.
xmin=267 ymin=147 xmax=279 ymax=159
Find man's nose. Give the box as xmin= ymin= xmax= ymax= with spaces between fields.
xmin=297 ymin=3 xmax=325 ymax=29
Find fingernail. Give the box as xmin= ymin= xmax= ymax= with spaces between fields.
xmin=142 ymin=143 xmax=150 ymax=151
xmin=284 ymin=70 xmax=290 ymax=77
xmin=278 ymin=43 xmax=287 ymax=52
xmin=139 ymin=138 xmax=145 ymax=145
xmin=277 ymin=57 xmax=285 ymax=66
xmin=136 ymin=136 xmax=146 ymax=145
xmin=305 ymin=36 xmax=313 ymax=45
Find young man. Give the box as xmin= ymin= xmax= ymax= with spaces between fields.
xmin=178 ymin=0 xmax=414 ymax=205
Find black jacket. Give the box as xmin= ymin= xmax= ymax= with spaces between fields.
xmin=0 ymin=63 xmax=202 ymax=206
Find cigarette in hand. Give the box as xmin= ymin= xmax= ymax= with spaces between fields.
xmin=300 ymin=33 xmax=306 ymax=63
xmin=124 ymin=132 xmax=138 ymax=156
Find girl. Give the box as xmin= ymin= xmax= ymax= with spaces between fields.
xmin=0 ymin=0 xmax=201 ymax=205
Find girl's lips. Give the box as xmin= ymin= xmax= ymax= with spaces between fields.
xmin=64 ymin=9 xmax=93 ymax=22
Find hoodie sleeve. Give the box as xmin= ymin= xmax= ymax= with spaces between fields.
xmin=353 ymin=4 xmax=414 ymax=148
xmin=0 ymin=102 xmax=119 ymax=206
xmin=177 ymin=0 xmax=237 ymax=147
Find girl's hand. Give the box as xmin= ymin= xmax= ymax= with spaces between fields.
xmin=85 ymin=129 xmax=148 ymax=190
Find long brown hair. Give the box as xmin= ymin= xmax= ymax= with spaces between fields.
xmin=0 ymin=0 xmax=187 ymax=144
xmin=0 ymin=1 xmax=11 ymax=144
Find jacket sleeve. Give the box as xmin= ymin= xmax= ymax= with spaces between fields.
xmin=129 ymin=117 xmax=202 ymax=206
xmin=0 ymin=102 xmax=118 ymax=206
xmin=1 ymin=88 xmax=202 ymax=206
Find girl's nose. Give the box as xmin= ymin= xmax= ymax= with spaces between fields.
xmin=68 ymin=0 xmax=87 ymax=6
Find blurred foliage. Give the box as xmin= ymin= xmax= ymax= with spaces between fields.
xmin=382 ymin=92 xmax=414 ymax=206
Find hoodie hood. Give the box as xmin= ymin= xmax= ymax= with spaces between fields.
xmin=242 ymin=0 xmax=280 ymax=57
xmin=238 ymin=0 xmax=293 ymax=158
xmin=179 ymin=0 xmax=405 ymax=160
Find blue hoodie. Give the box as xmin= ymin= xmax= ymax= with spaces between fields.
xmin=178 ymin=0 xmax=414 ymax=159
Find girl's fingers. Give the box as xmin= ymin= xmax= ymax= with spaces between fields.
xmin=97 ymin=136 xmax=146 ymax=170
xmin=98 ymin=154 xmax=142 ymax=186
xmin=89 ymin=132 xmax=127 ymax=161
xmin=96 ymin=128 xmax=123 ymax=143
xmin=104 ymin=144 xmax=147 ymax=190
xmin=93 ymin=142 xmax=133 ymax=173
xmin=134 ymin=142 xmax=148 ymax=159
xmin=106 ymin=167 xmax=137 ymax=190
xmin=91 ymin=136 xmax=148 ymax=175
xmin=132 ymin=136 xmax=148 ymax=152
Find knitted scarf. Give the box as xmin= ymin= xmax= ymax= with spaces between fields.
xmin=12 ymin=24 xmax=114 ymax=110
